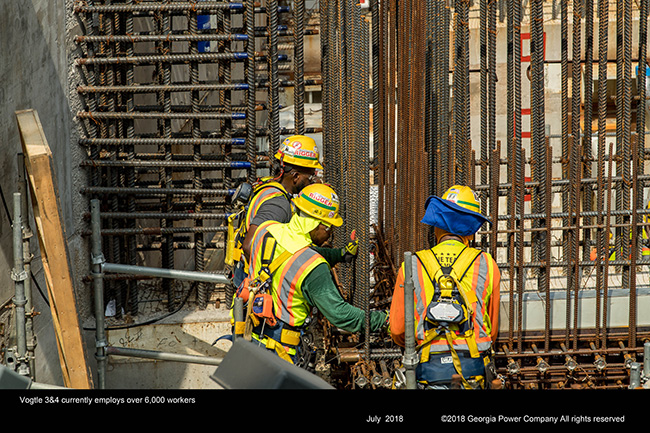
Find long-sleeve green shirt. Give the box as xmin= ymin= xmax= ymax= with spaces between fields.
xmin=301 ymin=246 xmax=387 ymax=333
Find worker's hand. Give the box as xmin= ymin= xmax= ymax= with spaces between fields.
xmin=342 ymin=230 xmax=358 ymax=263
xmin=374 ymin=310 xmax=390 ymax=334
xmin=382 ymin=310 xmax=390 ymax=333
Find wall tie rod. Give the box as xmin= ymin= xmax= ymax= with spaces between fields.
xmin=77 ymin=84 xmax=250 ymax=93
xmin=94 ymin=212 xmax=230 ymax=220
xmin=74 ymin=2 xmax=244 ymax=13
xmin=75 ymin=52 xmax=248 ymax=66
xmin=81 ymin=159 xmax=250 ymax=169
xmin=79 ymin=137 xmax=246 ymax=146
xmin=94 ymin=226 xmax=227 ymax=236
xmin=77 ymin=111 xmax=245 ymax=120
xmin=75 ymin=34 xmax=249 ymax=43
xmin=81 ymin=186 xmax=234 ymax=196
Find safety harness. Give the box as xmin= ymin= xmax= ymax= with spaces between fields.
xmin=233 ymin=229 xmax=299 ymax=364
xmin=414 ymin=245 xmax=487 ymax=389
xmin=225 ymin=179 xmax=293 ymax=270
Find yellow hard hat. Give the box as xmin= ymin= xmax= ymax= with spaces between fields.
xmin=275 ymin=135 xmax=323 ymax=170
xmin=292 ymin=183 xmax=343 ymax=227
xmin=441 ymin=185 xmax=483 ymax=216
xmin=421 ymin=185 xmax=490 ymax=236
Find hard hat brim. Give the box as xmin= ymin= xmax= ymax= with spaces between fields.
xmin=421 ymin=195 xmax=491 ymax=236
xmin=274 ymin=151 xmax=324 ymax=170
xmin=293 ymin=200 xmax=343 ymax=227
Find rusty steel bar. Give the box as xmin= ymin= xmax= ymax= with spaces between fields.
xmin=364 ymin=0 xmax=650 ymax=390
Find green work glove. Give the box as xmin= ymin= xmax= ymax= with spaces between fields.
xmin=342 ymin=230 xmax=359 ymax=263
xmin=382 ymin=310 xmax=390 ymax=333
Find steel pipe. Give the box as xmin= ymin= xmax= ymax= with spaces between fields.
xmin=106 ymin=346 xmax=223 ymax=366
xmin=11 ymin=193 xmax=28 ymax=377
xmin=402 ymin=252 xmax=417 ymax=389
xmin=90 ymin=199 xmax=107 ymax=389
xmin=102 ymin=262 xmax=230 ymax=285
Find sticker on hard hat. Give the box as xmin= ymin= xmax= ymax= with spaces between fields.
xmin=293 ymin=149 xmax=317 ymax=158
xmin=290 ymin=140 xmax=303 ymax=149
xmin=309 ymin=192 xmax=334 ymax=208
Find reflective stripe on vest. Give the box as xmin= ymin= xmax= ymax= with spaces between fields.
xmin=244 ymin=183 xmax=290 ymax=230
xmin=248 ymin=220 xmax=282 ymax=276
xmin=272 ymin=247 xmax=325 ymax=327
xmin=249 ymin=222 xmax=327 ymax=328
xmin=410 ymin=241 xmax=495 ymax=355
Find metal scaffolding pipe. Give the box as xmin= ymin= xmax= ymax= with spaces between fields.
xmin=102 ymin=262 xmax=231 ymax=284
xmin=90 ymin=199 xmax=107 ymax=389
xmin=17 ymin=155 xmax=36 ymax=380
xmin=106 ymin=346 xmax=223 ymax=366
xmin=402 ymin=252 xmax=417 ymax=389
xmin=12 ymin=193 xmax=28 ymax=377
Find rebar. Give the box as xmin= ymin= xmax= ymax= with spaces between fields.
xmin=370 ymin=1 xmax=650 ymax=389
xmin=74 ymin=0 xmax=297 ymax=313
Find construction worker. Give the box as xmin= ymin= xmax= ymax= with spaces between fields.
xmin=389 ymin=185 xmax=500 ymax=389
xmin=235 ymin=183 xmax=389 ymax=365
xmin=230 ymin=134 xmax=323 ymax=289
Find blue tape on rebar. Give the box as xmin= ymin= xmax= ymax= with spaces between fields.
xmin=231 ymin=161 xmax=251 ymax=168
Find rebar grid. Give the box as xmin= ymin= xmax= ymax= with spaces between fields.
xmin=372 ymin=1 xmax=650 ymax=388
xmin=74 ymin=0 xmax=309 ymax=316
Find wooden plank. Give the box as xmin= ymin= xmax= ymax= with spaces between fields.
xmin=15 ymin=109 xmax=93 ymax=389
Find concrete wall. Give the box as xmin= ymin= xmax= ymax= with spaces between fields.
xmin=0 ymin=0 xmax=91 ymax=387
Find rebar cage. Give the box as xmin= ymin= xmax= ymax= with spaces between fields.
xmin=73 ymin=0 xmax=322 ymax=317
xmin=371 ymin=0 xmax=650 ymax=388
xmin=73 ymin=0 xmax=650 ymax=389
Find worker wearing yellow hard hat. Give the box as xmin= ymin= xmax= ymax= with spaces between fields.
xmin=228 ymin=135 xmax=323 ymax=290
xmin=275 ymin=134 xmax=323 ymax=171
xmin=233 ymin=183 xmax=388 ymax=366
xmin=389 ymin=185 xmax=500 ymax=389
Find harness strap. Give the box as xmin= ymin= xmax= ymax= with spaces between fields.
xmin=232 ymin=181 xmax=292 ymax=265
xmin=415 ymin=246 xmax=485 ymax=386
xmin=243 ymin=247 xmax=293 ymax=341
xmin=442 ymin=330 xmax=478 ymax=390
xmin=253 ymin=333 xmax=294 ymax=364
xmin=252 ymin=326 xmax=302 ymax=364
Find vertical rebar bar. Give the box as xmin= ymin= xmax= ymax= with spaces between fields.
xmin=247 ymin=0 xmax=257 ymax=184
xmin=125 ymin=1 xmax=138 ymax=315
xmin=268 ymin=0 xmax=280 ymax=156
xmin=453 ymin=0 xmax=471 ymax=183
xmin=596 ymin=0 xmax=609 ymax=350
xmin=294 ymin=0 xmax=305 ymax=134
